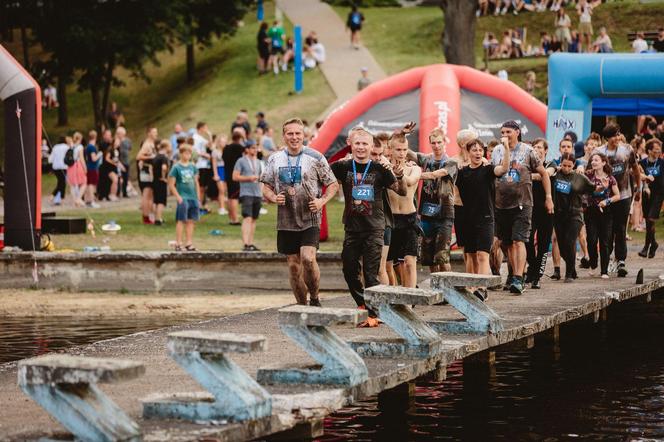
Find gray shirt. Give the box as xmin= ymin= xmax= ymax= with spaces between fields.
xmin=234 ymin=156 xmax=263 ymax=197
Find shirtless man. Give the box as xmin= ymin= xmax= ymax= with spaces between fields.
xmin=372 ymin=133 xmax=397 ymax=285
xmin=387 ymin=130 xmax=422 ymax=287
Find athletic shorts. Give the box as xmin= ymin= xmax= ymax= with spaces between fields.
xmin=227 ymin=181 xmax=240 ymax=200
xmin=216 ymin=166 xmax=225 ymax=182
xmin=496 ymin=206 xmax=533 ymax=245
xmin=271 ymin=46 xmax=285 ymax=55
xmin=277 ymin=227 xmax=320 ymax=255
xmin=383 ymin=226 xmax=392 ymax=247
xmin=240 ymin=196 xmax=262 ymax=219
xmin=463 ymin=221 xmax=494 ymax=254
xmin=153 ymin=181 xmax=167 ymax=205
xmin=86 ymin=169 xmax=99 ymax=186
xmin=453 ymin=205 xmax=466 ymax=248
xmin=387 ymin=213 xmax=421 ymax=261
xmin=175 ymin=199 xmax=200 ymax=222
xmin=420 ymin=217 xmax=453 ymax=266
xmin=139 ymin=179 xmax=152 ymax=192
xmin=643 ymin=191 xmax=664 ymax=220
xmin=198 ymin=168 xmax=212 ymax=188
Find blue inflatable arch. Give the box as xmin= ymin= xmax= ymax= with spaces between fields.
xmin=547 ymin=53 xmax=664 ymax=150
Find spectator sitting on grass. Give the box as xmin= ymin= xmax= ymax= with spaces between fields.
xmin=168 ymin=143 xmax=200 ymax=252
xmin=592 ymin=27 xmax=613 ymax=53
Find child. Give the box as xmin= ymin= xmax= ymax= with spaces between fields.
xmin=232 ymin=142 xmax=263 ymax=251
xmin=168 ymin=144 xmax=200 ymax=251
xmin=153 ymin=140 xmax=171 ymax=225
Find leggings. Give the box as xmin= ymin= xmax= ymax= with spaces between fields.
xmin=554 ymin=215 xmax=583 ymax=278
xmin=586 ymin=205 xmax=613 ymax=275
xmin=341 ymin=230 xmax=383 ymax=315
xmin=52 ymin=169 xmax=67 ymax=198
xmin=526 ymin=206 xmax=553 ymax=280
xmin=609 ymin=197 xmax=631 ymax=262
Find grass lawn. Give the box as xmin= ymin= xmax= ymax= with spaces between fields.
xmin=336 ymin=2 xmax=664 ymax=102
xmin=0 ymin=1 xmax=335 ymax=172
xmin=47 ymin=198 xmax=347 ymax=252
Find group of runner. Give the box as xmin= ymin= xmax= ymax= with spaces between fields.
xmin=261 ymin=118 xmax=662 ymax=327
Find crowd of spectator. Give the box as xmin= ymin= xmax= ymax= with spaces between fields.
xmin=256 ymin=21 xmax=326 ymax=75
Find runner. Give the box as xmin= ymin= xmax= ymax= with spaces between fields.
xmin=387 ymin=129 xmax=422 ymax=287
xmin=551 ymin=153 xmax=597 ymax=283
xmin=260 ymin=118 xmax=338 ymax=306
xmin=371 ymin=133 xmax=396 ymax=285
xmin=456 ymin=138 xmax=510 ymax=301
xmin=593 ymin=123 xmax=641 ymax=277
xmin=332 ymin=126 xmax=407 ymax=327
xmin=585 ymin=153 xmax=620 ymax=278
xmin=452 ymin=129 xmax=480 ymax=273
xmin=524 ymin=138 xmax=556 ymax=289
xmin=638 ymin=138 xmax=664 ymax=258
xmin=408 ymin=127 xmax=458 ymax=274
xmin=491 ymin=121 xmax=553 ymax=294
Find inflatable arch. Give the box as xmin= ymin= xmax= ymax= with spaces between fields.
xmin=547 ymin=53 xmax=664 ymax=150
xmin=0 ymin=44 xmax=42 ymax=250
xmin=311 ymin=64 xmax=547 ymax=160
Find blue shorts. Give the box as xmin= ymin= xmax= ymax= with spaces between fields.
xmin=176 ymin=199 xmax=200 ymax=222
xmin=217 ymin=166 xmax=225 ymax=182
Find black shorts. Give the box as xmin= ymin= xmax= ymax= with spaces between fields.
xmin=643 ymin=191 xmax=664 ymax=220
xmin=138 ymin=180 xmax=153 ymax=192
xmin=227 ymin=181 xmax=240 ymax=200
xmin=198 ymin=168 xmax=212 ymax=189
xmin=271 ymin=46 xmax=285 ymax=55
xmin=383 ymin=226 xmax=392 ymax=247
xmin=240 ymin=196 xmax=262 ymax=219
xmin=453 ymin=205 xmax=466 ymax=247
xmin=153 ymin=181 xmax=167 ymax=205
xmin=496 ymin=206 xmax=533 ymax=245
xmin=463 ymin=221 xmax=494 ymax=254
xmin=277 ymin=227 xmax=320 ymax=255
xmin=387 ymin=214 xmax=420 ymax=262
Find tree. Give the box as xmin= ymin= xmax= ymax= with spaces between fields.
xmin=175 ymin=0 xmax=252 ymax=83
xmin=440 ymin=0 xmax=479 ymax=67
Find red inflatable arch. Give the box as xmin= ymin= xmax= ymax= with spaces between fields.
xmin=313 ymin=64 xmax=547 ymax=240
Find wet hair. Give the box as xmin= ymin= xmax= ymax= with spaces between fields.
xmin=602 ymin=122 xmax=620 ymax=139
xmin=532 ymin=137 xmax=548 ymax=150
xmin=349 ymin=126 xmax=374 ymax=142
xmin=428 ymin=128 xmax=446 ymax=143
xmin=465 ymin=138 xmax=486 ymax=154
xmin=589 ymin=152 xmax=612 ymax=175
xmin=563 ymin=130 xmax=578 ymax=144
xmin=560 ymin=152 xmax=576 ymax=164
xmin=389 ymin=122 xmax=415 ymax=148
xmin=282 ymin=117 xmax=304 ymax=133
xmin=645 ymin=138 xmax=662 ymax=153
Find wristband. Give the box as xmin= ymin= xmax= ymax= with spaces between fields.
xmin=604 ymin=198 xmax=611 ymax=206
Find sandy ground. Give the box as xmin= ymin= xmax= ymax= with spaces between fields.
xmin=0 ymin=289 xmax=345 ymax=318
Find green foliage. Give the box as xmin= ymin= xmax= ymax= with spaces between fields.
xmin=323 ymin=0 xmax=401 ymax=7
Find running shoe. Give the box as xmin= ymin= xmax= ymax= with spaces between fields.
xmin=503 ymin=275 xmax=513 ymax=291
xmin=564 ymin=276 xmax=574 ymax=283
xmin=531 ymin=279 xmax=541 ymax=289
xmin=473 ymin=288 xmax=489 ymax=302
xmin=550 ymin=268 xmax=561 ymax=280
xmin=309 ymin=298 xmax=322 ymax=307
xmin=509 ymin=277 xmax=524 ymax=295
xmin=617 ymin=261 xmax=628 ymax=278
xmin=579 ymin=257 xmax=591 ymax=269
xmin=248 ymin=244 xmax=261 ymax=251
xmin=638 ymin=245 xmax=649 ymax=258
xmin=601 ymin=274 xmax=609 ymax=279
xmin=649 ymin=241 xmax=658 ymax=259
xmin=218 ymin=208 xmax=228 ymax=215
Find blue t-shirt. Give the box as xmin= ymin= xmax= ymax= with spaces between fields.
xmin=641 ymin=157 xmax=664 ymax=194
xmin=234 ymin=156 xmax=263 ymax=198
xmin=85 ymin=144 xmax=99 ymax=171
xmin=169 ymin=162 xmax=198 ymax=201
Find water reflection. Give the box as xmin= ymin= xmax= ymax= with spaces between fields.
xmin=0 ymin=316 xmax=205 ymax=364
xmin=322 ymin=296 xmax=664 ymax=441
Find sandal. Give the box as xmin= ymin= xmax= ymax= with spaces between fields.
xmin=184 ymin=244 xmax=197 ymax=251
xmin=174 ymin=244 xmax=182 ymax=252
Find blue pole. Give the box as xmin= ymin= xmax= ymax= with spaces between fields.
xmin=294 ymin=25 xmax=303 ymax=94
xmin=257 ymin=0 xmax=264 ymax=21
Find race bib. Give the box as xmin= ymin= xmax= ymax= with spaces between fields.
xmin=351 ymin=184 xmax=374 ymax=201
xmin=421 ymin=202 xmax=441 ymax=217
xmin=555 ymin=180 xmax=572 ymax=195
xmin=647 ymin=166 xmax=660 ymax=177
xmin=503 ymin=169 xmax=521 ymax=183
xmin=278 ymin=166 xmax=302 ymax=184
xmin=611 ymin=163 xmax=625 ymax=176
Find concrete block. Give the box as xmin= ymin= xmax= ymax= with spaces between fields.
xmin=431 ymin=271 xmax=502 ymax=288
xmin=278 ymin=305 xmax=367 ymax=327
xmin=18 ymin=354 xmax=145 ymax=385
xmin=428 ymin=283 xmax=505 ymax=334
xmin=364 ymin=285 xmax=443 ymax=306
xmin=167 ymin=331 xmax=267 ymax=354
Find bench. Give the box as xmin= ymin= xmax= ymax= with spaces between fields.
xmin=348 ymin=285 xmax=444 ymax=358
xmin=18 ymin=354 xmax=145 ymax=442
xmin=257 ymin=305 xmax=369 ymax=386
xmin=627 ymin=30 xmax=659 ymax=43
xmin=428 ymin=272 xmax=505 ymax=334
xmin=142 ymin=331 xmax=272 ymax=423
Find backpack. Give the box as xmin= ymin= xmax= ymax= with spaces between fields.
xmin=351 ymin=12 xmax=362 ymax=26
xmin=64 ymin=147 xmax=75 ymax=167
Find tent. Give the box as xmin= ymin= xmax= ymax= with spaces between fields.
xmin=311 ymin=64 xmax=547 ymax=161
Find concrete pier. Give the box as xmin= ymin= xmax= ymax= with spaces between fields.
xmin=0 ymin=254 xmax=662 ymax=441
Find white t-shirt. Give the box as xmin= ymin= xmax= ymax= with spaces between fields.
xmin=579 ymin=4 xmax=591 ymax=23
xmin=632 ymin=38 xmax=648 ymax=53
xmin=49 ymin=143 xmax=70 ymax=170
xmin=192 ymin=132 xmax=210 ymax=169
xmin=312 ymin=43 xmax=326 ymax=63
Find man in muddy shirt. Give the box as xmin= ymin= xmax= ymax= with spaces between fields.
xmin=261 ymin=118 xmax=338 ymax=306
xmin=491 ymin=120 xmax=553 ymax=294
xmin=592 ymin=122 xmax=640 ymax=277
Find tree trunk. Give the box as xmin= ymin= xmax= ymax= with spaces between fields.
xmin=20 ymin=24 xmax=29 ymax=67
xmin=440 ymin=0 xmax=478 ymax=67
xmin=56 ymin=73 xmax=68 ymax=126
xmin=101 ymin=56 xmax=115 ymax=128
xmin=90 ymin=84 xmax=103 ymax=131
xmin=186 ymin=41 xmax=194 ymax=82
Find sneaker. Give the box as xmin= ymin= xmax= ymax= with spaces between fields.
xmin=551 ymin=268 xmax=561 ymax=280
xmin=589 ymin=268 xmax=597 ymax=277
xmin=503 ymin=275 xmax=513 ymax=291
xmin=649 ymin=241 xmax=658 ymax=259
xmin=638 ymin=245 xmax=649 ymax=258
xmin=242 ymin=245 xmax=251 ymax=252
xmin=473 ymin=288 xmax=488 ymax=302
xmin=601 ymin=274 xmax=609 ymax=279
xmin=509 ymin=277 xmax=525 ymax=295
xmin=154 ymin=220 xmax=163 ymax=226
xmin=86 ymin=202 xmax=101 ymax=209
xmin=579 ymin=257 xmax=591 ymax=269
xmin=617 ymin=261 xmax=628 ymax=278
xmin=248 ymin=244 xmax=261 ymax=252
xmin=564 ymin=276 xmax=574 ymax=283
xmin=309 ymin=298 xmax=322 ymax=307
xmin=259 ymin=208 xmax=268 ymax=215
xmin=199 ymin=208 xmax=209 ymax=215
xmin=531 ymin=279 xmax=541 ymax=289
xmin=218 ymin=208 xmax=228 ymax=215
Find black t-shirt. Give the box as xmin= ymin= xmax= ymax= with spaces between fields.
xmin=152 ymin=153 xmax=170 ymax=183
xmin=653 ymin=38 xmax=664 ymax=53
xmin=456 ymin=164 xmax=497 ymax=224
xmin=532 ymin=160 xmax=554 ymax=208
xmin=222 ymin=143 xmax=245 ymax=182
xmin=257 ymin=29 xmax=269 ymax=51
xmin=641 ymin=157 xmax=664 ymax=195
xmin=331 ymin=159 xmax=396 ymax=232
xmin=552 ymin=171 xmax=595 ymax=219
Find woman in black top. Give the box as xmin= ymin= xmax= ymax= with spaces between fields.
xmin=257 ymin=22 xmax=270 ymax=74
xmin=638 ymin=138 xmax=664 ymax=258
